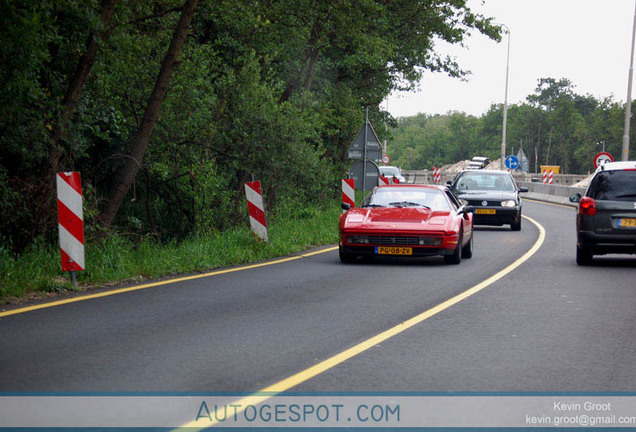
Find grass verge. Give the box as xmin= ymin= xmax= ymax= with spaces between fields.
xmin=0 ymin=204 xmax=342 ymax=304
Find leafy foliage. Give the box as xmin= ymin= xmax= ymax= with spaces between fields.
xmin=1 ymin=0 xmax=498 ymax=255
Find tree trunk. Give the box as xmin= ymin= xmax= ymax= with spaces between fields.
xmin=279 ymin=7 xmax=331 ymax=103
xmin=302 ymin=48 xmax=320 ymax=92
xmin=101 ymin=0 xmax=199 ymax=230
xmin=48 ymin=0 xmax=119 ymax=175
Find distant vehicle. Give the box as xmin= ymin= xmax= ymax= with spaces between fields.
xmin=449 ymin=170 xmax=527 ymax=231
xmin=569 ymin=161 xmax=636 ymax=265
xmin=468 ymin=156 xmax=490 ymax=170
xmin=339 ymin=185 xmax=474 ymax=264
xmin=378 ymin=166 xmax=406 ymax=183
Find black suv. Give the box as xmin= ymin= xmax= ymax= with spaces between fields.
xmin=570 ymin=161 xmax=636 ymax=265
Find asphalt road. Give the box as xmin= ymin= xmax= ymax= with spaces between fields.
xmin=1 ymin=200 xmax=635 ymax=393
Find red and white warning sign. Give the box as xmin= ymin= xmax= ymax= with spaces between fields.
xmin=342 ymin=179 xmax=355 ymax=211
xmin=543 ymin=170 xmax=554 ymax=184
xmin=56 ymin=172 xmax=84 ymax=271
xmin=432 ymin=167 xmax=442 ymax=184
xmin=378 ymin=176 xmax=390 ymax=186
xmin=245 ymin=180 xmax=269 ymax=242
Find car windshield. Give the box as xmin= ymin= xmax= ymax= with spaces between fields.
xmin=454 ymin=173 xmax=516 ymax=192
xmin=587 ymin=170 xmax=636 ymax=201
xmin=361 ymin=187 xmax=451 ymax=210
xmin=379 ymin=167 xmax=400 ymax=177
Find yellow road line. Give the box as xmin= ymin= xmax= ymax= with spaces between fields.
xmin=0 ymin=246 xmax=339 ymax=318
xmin=176 ymin=215 xmax=546 ymax=430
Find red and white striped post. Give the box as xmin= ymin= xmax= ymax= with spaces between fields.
xmin=342 ymin=178 xmax=355 ymax=212
xmin=432 ymin=167 xmax=442 ymax=184
xmin=56 ymin=172 xmax=84 ymax=285
xmin=548 ymin=170 xmax=554 ymax=185
xmin=542 ymin=170 xmax=548 ymax=184
xmin=244 ymin=180 xmax=269 ymax=242
xmin=378 ymin=176 xmax=390 ymax=186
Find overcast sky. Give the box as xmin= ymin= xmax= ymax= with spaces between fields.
xmin=387 ymin=0 xmax=636 ymax=118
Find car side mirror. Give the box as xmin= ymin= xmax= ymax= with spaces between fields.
xmin=518 ymin=187 xmax=529 ymax=193
xmin=341 ymin=202 xmax=352 ymax=211
xmin=459 ymin=205 xmax=474 ymax=215
xmin=446 ymin=180 xmax=453 ymax=186
xmin=569 ymin=193 xmax=582 ymax=203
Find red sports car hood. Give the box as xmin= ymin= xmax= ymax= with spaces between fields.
xmin=342 ymin=207 xmax=450 ymax=230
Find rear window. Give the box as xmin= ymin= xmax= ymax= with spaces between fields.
xmin=587 ymin=170 xmax=636 ymax=201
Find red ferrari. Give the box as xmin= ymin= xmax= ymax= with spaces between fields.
xmin=339 ymin=185 xmax=474 ymax=264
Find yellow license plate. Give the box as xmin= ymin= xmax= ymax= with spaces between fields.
xmin=376 ymin=246 xmax=412 ymax=255
xmin=619 ymin=218 xmax=636 ymax=227
xmin=476 ymin=209 xmax=496 ymax=215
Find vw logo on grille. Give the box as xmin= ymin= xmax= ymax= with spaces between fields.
xmin=481 ymin=200 xmax=488 ymax=206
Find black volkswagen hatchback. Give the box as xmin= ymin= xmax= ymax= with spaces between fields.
xmin=449 ymin=170 xmax=528 ymax=231
xmin=570 ymin=161 xmax=636 ymax=265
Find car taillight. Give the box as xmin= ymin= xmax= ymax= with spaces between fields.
xmin=579 ymin=197 xmax=596 ymax=215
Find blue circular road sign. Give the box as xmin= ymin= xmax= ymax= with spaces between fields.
xmin=505 ymin=155 xmax=520 ymax=170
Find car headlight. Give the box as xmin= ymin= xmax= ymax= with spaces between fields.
xmin=348 ymin=235 xmax=369 ymax=244
xmin=501 ymin=200 xmax=517 ymax=207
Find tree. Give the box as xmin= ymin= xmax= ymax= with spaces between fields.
xmin=0 ymin=0 xmax=504 ymax=252
xmin=48 ymin=0 xmax=119 ymax=176
xmin=101 ymin=0 xmax=200 ymax=230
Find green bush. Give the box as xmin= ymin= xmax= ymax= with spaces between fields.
xmin=0 ymin=201 xmax=341 ymax=303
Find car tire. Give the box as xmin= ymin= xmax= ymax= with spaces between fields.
xmin=576 ymin=245 xmax=593 ymax=266
xmin=511 ymin=219 xmax=521 ymax=231
xmin=461 ymin=232 xmax=473 ymax=259
xmin=444 ymin=232 xmax=462 ymax=265
xmin=339 ymin=245 xmax=355 ymax=264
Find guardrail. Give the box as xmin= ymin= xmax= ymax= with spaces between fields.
xmin=404 ymin=170 xmax=589 ymax=186
xmin=517 ymin=181 xmax=585 ymax=207
xmin=403 ymin=170 xmax=587 ymax=208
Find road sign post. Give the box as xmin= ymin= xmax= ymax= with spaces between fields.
xmin=594 ymin=152 xmax=614 ymax=169
xmin=505 ymin=155 xmax=520 ymax=170
xmin=348 ymin=109 xmax=384 ymax=195
xmin=348 ymin=160 xmax=379 ymax=191
xmin=363 ymin=109 xmax=368 ymax=192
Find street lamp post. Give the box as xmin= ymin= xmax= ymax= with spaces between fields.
xmin=499 ymin=24 xmax=511 ymax=170
xmin=622 ymin=0 xmax=636 ymax=161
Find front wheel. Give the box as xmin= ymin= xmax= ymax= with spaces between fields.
xmin=339 ymin=245 xmax=355 ymax=263
xmin=511 ymin=219 xmax=521 ymax=231
xmin=444 ymin=232 xmax=462 ymax=265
